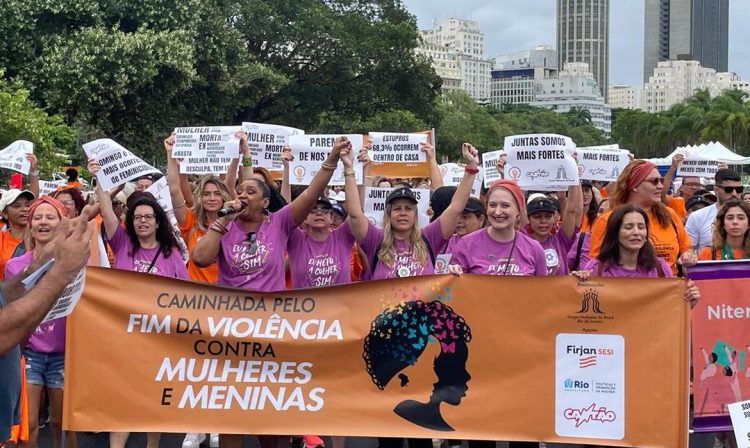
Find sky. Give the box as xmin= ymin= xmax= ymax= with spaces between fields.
xmin=401 ymin=0 xmax=750 ymax=88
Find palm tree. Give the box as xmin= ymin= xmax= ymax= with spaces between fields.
xmin=566 ymin=106 xmax=592 ymax=127
xmin=701 ymin=94 xmax=750 ymax=151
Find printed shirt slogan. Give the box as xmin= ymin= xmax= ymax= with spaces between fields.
xmin=503 ymin=134 xmax=579 ymax=190
xmin=0 ymin=140 xmax=33 ymax=174
xmin=576 ymin=145 xmax=630 ymax=182
xmin=482 ymin=150 xmax=504 ymax=187
xmin=288 ymin=134 xmax=364 ymax=186
xmin=368 ymin=132 xmax=427 ymax=164
xmin=242 ymin=122 xmax=305 ymax=170
xmin=363 ymin=187 xmax=430 ymax=227
xmin=173 ymin=126 xmax=240 ymax=159
xmin=82 ymin=138 xmax=161 ymax=190
xmin=439 ymin=163 xmax=483 ymax=198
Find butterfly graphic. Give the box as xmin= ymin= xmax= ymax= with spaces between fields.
xmin=407 ymin=328 xmax=417 ymax=339
xmin=446 ymin=320 xmax=455 ymax=331
xmin=433 ymin=320 xmax=444 ymax=330
xmin=434 ymin=330 xmax=447 ymax=340
xmin=412 ymin=339 xmax=426 ymax=350
xmin=440 ymin=341 xmax=456 ymax=353
xmin=418 ymin=323 xmax=428 ymax=335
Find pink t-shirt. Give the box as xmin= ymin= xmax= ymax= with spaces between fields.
xmin=522 ymin=228 xmax=578 ymax=276
xmin=567 ymin=231 xmax=591 ymax=272
xmin=452 ymin=228 xmax=547 ymax=276
xmin=287 ymin=222 xmax=355 ymax=288
xmin=582 ymin=258 xmax=673 ymax=278
xmin=360 ymin=218 xmax=447 ymax=280
xmin=6 ymin=252 xmax=67 ymax=353
xmin=108 ymin=225 xmax=188 ymax=279
xmin=440 ymin=234 xmax=461 ymax=255
xmin=217 ymin=205 xmax=296 ymax=291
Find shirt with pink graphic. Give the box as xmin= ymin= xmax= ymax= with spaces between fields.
xmin=452 ymin=228 xmax=547 ymax=276
xmin=360 ymin=218 xmax=447 ymax=280
xmin=287 ymin=222 xmax=355 ymax=288
xmin=217 ymin=204 xmax=296 ymax=291
xmin=108 ymin=225 xmax=188 ymax=279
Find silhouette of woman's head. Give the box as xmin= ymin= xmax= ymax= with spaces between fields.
xmin=363 ymin=300 xmax=472 ymax=404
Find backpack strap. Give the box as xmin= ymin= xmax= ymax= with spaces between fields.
xmin=571 ymin=231 xmax=587 ymax=271
xmin=10 ymin=241 xmax=25 ymax=259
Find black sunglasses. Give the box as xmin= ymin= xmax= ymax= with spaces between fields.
xmin=721 ymin=186 xmax=745 ymax=194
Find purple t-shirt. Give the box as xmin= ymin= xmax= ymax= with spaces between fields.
xmin=360 ymin=218 xmax=448 ymax=280
xmin=109 ymin=225 xmax=188 ymax=279
xmin=452 ymin=228 xmax=547 ymax=276
xmin=217 ymin=205 xmax=296 ymax=291
xmin=522 ymin=228 xmax=578 ymax=276
xmin=582 ymin=258 xmax=673 ymax=278
xmin=288 ymin=222 xmax=355 ymax=288
xmin=6 ymin=252 xmax=66 ymax=353
xmin=440 ymin=234 xmax=461 ymax=255
xmin=567 ymin=232 xmax=591 ymax=271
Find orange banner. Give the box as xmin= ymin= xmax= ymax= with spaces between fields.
xmin=65 ymin=268 xmax=689 ymax=447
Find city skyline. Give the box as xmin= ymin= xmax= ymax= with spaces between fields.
xmin=402 ymin=0 xmax=750 ymax=89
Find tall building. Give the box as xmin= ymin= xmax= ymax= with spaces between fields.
xmin=642 ymin=59 xmax=739 ymax=113
xmin=643 ymin=0 xmax=729 ymax=83
xmin=531 ymin=62 xmax=612 ymax=135
xmin=417 ymin=18 xmax=492 ymax=101
xmin=494 ymin=45 xmax=558 ymax=70
xmin=556 ymin=0 xmax=610 ymax=100
xmin=490 ymin=46 xmax=558 ymax=109
xmin=608 ymin=85 xmax=639 ymax=110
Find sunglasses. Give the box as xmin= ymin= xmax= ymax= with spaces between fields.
xmin=310 ymin=207 xmax=331 ymax=215
xmin=643 ymin=177 xmax=664 ymax=186
xmin=721 ymin=186 xmax=745 ymax=194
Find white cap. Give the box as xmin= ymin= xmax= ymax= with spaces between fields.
xmin=526 ymin=192 xmax=548 ymax=204
xmin=0 ymin=189 xmax=35 ymax=212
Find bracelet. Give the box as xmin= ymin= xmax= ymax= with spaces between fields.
xmin=213 ymin=220 xmax=228 ymax=232
xmin=29 ymin=170 xmax=39 ymax=177
xmin=209 ymin=225 xmax=227 ymax=235
xmin=320 ymin=162 xmax=337 ymax=171
xmin=242 ymin=155 xmax=253 ymax=167
xmin=464 ymin=166 xmax=479 ymax=175
xmin=343 ymin=170 xmax=355 ymax=177
xmin=173 ymin=201 xmax=186 ymax=210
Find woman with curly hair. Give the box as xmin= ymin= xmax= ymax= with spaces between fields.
xmin=698 ymin=199 xmax=750 ymax=260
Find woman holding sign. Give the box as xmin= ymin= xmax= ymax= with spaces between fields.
xmin=588 ymin=160 xmax=695 ymax=274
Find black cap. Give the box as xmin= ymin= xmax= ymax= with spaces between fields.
xmin=331 ymin=204 xmax=347 ymax=218
xmin=463 ymin=197 xmax=486 ymax=215
xmin=581 ymin=179 xmax=593 ymax=188
xmin=527 ymin=197 xmax=560 ymax=215
xmin=686 ymin=195 xmax=712 ymax=211
xmin=385 ymin=187 xmax=418 ymax=205
xmin=315 ymin=196 xmax=332 ymax=209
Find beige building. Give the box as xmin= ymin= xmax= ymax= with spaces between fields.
xmin=608 ymin=85 xmax=639 ymax=110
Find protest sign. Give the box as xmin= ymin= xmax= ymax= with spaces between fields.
xmin=363 ymin=187 xmax=429 ymax=227
xmin=503 ymin=134 xmax=579 ymax=190
xmin=42 ymin=268 xmax=86 ymax=323
xmin=0 ymin=140 xmax=33 ymax=174
xmin=288 ymin=134 xmax=364 ymax=186
xmin=482 ymin=150 xmax=505 ymax=187
xmin=677 ymin=158 xmax=719 ymax=179
xmin=173 ymin=127 xmax=240 ymax=159
xmin=368 ymin=130 xmax=433 ymax=178
xmin=66 ymin=269 xmax=688 ymax=447
xmin=83 ymin=139 xmax=161 ymax=190
xmin=690 ymin=260 xmax=750 ymax=432
xmin=576 ymin=145 xmax=630 ymax=182
xmin=179 ymin=156 xmax=235 ymax=175
xmin=39 ymin=180 xmax=66 ymax=196
xmin=728 ymin=399 xmax=750 ymax=448
xmin=369 ymin=132 xmax=427 ymax=164
xmin=242 ymin=123 xmax=305 ymax=170
xmin=439 ymin=163 xmax=483 ymax=198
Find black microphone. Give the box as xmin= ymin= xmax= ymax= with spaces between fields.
xmin=218 ymin=202 xmax=246 ymax=217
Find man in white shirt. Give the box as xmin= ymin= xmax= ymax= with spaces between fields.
xmin=685 ymin=169 xmax=743 ymax=249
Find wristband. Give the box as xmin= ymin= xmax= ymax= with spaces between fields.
xmin=321 ymin=162 xmax=337 ymax=171
xmin=29 ymin=170 xmax=39 ymax=177
xmin=242 ymin=155 xmax=253 ymax=167
xmin=464 ymin=166 xmax=479 ymax=175
xmin=344 ymin=170 xmax=355 ymax=177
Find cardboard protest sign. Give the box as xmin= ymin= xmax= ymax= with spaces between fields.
xmin=179 ymin=157 xmax=235 ymax=175
xmin=242 ymin=123 xmax=305 ymax=170
xmin=173 ymin=127 xmax=240 ymax=159
xmin=369 ymin=133 xmax=427 ymax=164
xmin=439 ymin=163 xmax=483 ymax=198
xmin=66 ymin=269 xmax=689 ymax=448
xmin=0 ymin=140 xmax=33 ymax=174
xmin=368 ymin=130 xmax=433 ymax=178
xmin=363 ymin=187 xmax=429 ymax=227
xmin=677 ymin=151 xmax=720 ymax=179
xmin=503 ymin=134 xmax=579 ymax=190
xmin=39 ymin=180 xmax=66 ymax=196
xmin=482 ymin=150 xmax=504 ymax=187
xmin=83 ymin=139 xmax=161 ymax=191
xmin=288 ymin=134 xmax=364 ymax=186
xmin=576 ymin=145 xmax=630 ymax=182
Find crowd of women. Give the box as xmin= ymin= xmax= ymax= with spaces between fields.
xmin=7 ymin=131 xmax=749 ymax=448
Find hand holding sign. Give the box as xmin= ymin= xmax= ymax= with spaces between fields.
xmin=462 ymin=143 xmax=479 ymax=168
xmin=340 ymin=144 xmax=354 ymax=169
xmin=281 ymin=146 xmax=293 ymax=166
xmin=420 ymin=142 xmax=436 ymax=160
xmin=26 ymin=153 xmax=38 ymax=173
xmin=0 ymin=140 xmax=34 ymax=175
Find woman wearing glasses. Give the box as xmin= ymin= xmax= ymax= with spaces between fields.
xmin=588 ymin=160 xmax=695 ymax=274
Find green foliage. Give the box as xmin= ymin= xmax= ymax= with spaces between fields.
xmin=0 ymin=77 xmax=77 ymax=177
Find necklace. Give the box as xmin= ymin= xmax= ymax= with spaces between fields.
xmin=502 ymin=232 xmax=518 ymax=276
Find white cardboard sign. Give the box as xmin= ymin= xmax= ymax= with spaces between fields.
xmin=363 ymin=187 xmax=429 ymax=227
xmin=503 ymin=134 xmax=579 ymax=190
xmin=83 ymin=139 xmax=161 ymax=190
xmin=288 ymin=134 xmax=364 ymax=186
xmin=0 ymin=140 xmax=33 ymax=175
xmin=368 ymin=132 xmax=427 ymax=164
xmin=576 ymin=145 xmax=630 ymax=182
xmin=242 ymin=122 xmax=305 ymax=170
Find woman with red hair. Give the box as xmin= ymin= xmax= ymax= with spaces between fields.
xmin=588 ymin=160 xmax=695 ymax=273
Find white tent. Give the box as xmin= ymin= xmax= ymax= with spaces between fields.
xmin=647 ymin=142 xmax=750 ymax=165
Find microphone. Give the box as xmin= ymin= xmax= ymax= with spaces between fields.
xmin=218 ymin=202 xmax=246 ymax=217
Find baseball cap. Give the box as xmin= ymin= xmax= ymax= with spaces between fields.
xmin=686 ymin=195 xmax=712 ymax=212
xmin=331 ymin=204 xmax=347 ymax=219
xmin=0 ymin=189 xmax=35 ymax=212
xmin=463 ymin=197 xmax=486 ymax=215
xmin=581 ymin=180 xmax=593 ymax=188
xmin=385 ymin=187 xmax=418 ymax=205
xmin=315 ymin=196 xmax=333 ymax=209
xmin=527 ymin=197 xmax=560 ymax=215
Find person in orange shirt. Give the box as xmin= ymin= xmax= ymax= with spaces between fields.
xmin=64 ymin=168 xmax=84 ymax=190
xmin=0 ymin=189 xmax=35 ymax=279
xmin=164 ymin=134 xmax=233 ymax=285
xmin=589 ymin=160 xmax=696 ymax=274
xmin=698 ymin=200 xmax=750 ymax=260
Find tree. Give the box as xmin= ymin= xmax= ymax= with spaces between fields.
xmin=566 ymin=107 xmax=592 ymax=127
xmin=435 ymin=91 xmax=506 ymax=158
